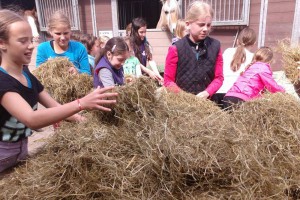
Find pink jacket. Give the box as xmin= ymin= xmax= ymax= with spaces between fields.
xmin=163 ymin=45 xmax=224 ymax=96
xmin=225 ymin=62 xmax=285 ymax=101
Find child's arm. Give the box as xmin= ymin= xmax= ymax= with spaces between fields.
xmin=38 ymin=90 xmax=83 ymax=122
xmin=35 ymin=44 xmax=48 ymax=67
xmin=163 ymin=45 xmax=181 ymax=93
xmin=140 ymin=64 xmax=162 ymax=81
xmin=148 ymin=60 xmax=163 ymax=80
xmin=0 ymin=87 xmax=117 ymax=130
xmin=260 ymin=71 xmax=285 ymax=93
xmin=204 ymin=49 xmax=224 ymax=96
xmin=77 ymin=43 xmax=91 ymax=75
xmin=98 ymin=68 xmax=115 ymax=87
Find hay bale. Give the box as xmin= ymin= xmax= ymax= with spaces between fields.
xmin=226 ymin=93 xmax=300 ymax=199
xmin=277 ymin=40 xmax=300 ymax=84
xmin=33 ymin=57 xmax=93 ymax=104
xmin=92 ymin=76 xmax=159 ymax=125
xmin=2 ymin=80 xmax=300 ymax=199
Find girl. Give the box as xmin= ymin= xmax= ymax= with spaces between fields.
xmin=79 ymin=34 xmax=101 ymax=69
xmin=123 ymin=36 xmax=162 ymax=81
xmin=171 ymin=19 xmax=187 ymax=45
xmin=213 ymin=27 xmax=257 ymax=108
xmin=223 ymin=47 xmax=285 ymax=109
xmin=36 ymin=11 xmax=91 ymax=75
xmin=99 ymin=35 xmax=110 ymax=49
xmin=0 ymin=9 xmax=118 ymax=172
xmin=93 ymin=37 xmax=129 ymax=88
xmin=163 ymin=1 xmax=223 ymax=99
xmin=130 ymin=17 xmax=163 ymax=82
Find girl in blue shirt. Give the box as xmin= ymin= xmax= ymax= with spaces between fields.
xmin=36 ymin=11 xmax=91 ymax=75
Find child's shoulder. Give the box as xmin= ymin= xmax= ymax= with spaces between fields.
xmin=223 ymin=47 xmax=236 ymax=55
xmin=37 ymin=41 xmax=51 ymax=49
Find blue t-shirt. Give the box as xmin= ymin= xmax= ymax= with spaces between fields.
xmin=36 ymin=40 xmax=91 ymax=75
xmin=123 ymin=56 xmax=141 ymax=77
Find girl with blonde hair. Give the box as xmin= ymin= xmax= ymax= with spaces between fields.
xmin=36 ymin=11 xmax=90 ymax=75
xmin=164 ymin=1 xmax=223 ymax=98
xmin=223 ymin=47 xmax=285 ymax=109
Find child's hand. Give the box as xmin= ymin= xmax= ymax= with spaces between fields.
xmin=148 ymin=71 xmax=163 ymax=82
xmin=68 ymin=67 xmax=79 ymax=75
xmin=79 ymin=86 xmax=118 ymax=112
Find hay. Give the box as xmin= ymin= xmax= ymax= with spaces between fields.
xmin=226 ymin=93 xmax=300 ymax=199
xmin=1 ymin=80 xmax=300 ymax=199
xmin=33 ymin=57 xmax=93 ymax=104
xmin=276 ymin=40 xmax=300 ymax=84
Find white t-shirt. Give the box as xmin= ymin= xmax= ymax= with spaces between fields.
xmin=217 ymin=47 xmax=254 ymax=93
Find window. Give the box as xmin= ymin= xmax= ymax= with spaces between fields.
xmin=35 ymin=0 xmax=80 ymax=31
xmin=181 ymin=0 xmax=250 ymax=26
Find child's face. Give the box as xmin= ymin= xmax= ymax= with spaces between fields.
xmin=90 ymin=40 xmax=101 ymax=57
xmin=187 ymin=14 xmax=212 ymax=42
xmin=50 ymin=23 xmax=71 ymax=49
xmin=108 ymin=52 xmax=129 ymax=70
xmin=138 ymin=26 xmax=147 ymax=41
xmin=1 ymin=21 xmax=34 ymax=67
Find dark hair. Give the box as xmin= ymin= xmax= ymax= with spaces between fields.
xmin=130 ymin=17 xmax=152 ymax=63
xmin=79 ymin=33 xmax=98 ymax=54
xmin=0 ymin=9 xmax=26 ymax=64
xmin=231 ymin=27 xmax=257 ymax=72
xmin=94 ymin=37 xmax=129 ymax=66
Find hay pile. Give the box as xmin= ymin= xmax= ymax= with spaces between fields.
xmin=33 ymin=57 xmax=93 ymax=104
xmin=217 ymin=93 xmax=300 ymax=199
xmin=1 ymin=77 xmax=300 ymax=199
xmin=277 ymin=40 xmax=300 ymax=84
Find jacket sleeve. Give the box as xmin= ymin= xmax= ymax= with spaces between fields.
xmin=77 ymin=43 xmax=91 ymax=75
xmin=36 ymin=43 xmax=47 ymax=67
xmin=205 ymin=49 xmax=224 ymax=96
xmin=259 ymin=67 xmax=285 ymax=93
xmin=163 ymin=45 xmax=181 ymax=93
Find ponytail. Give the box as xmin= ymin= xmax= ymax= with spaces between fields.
xmin=230 ymin=45 xmax=246 ymax=72
xmin=231 ymin=27 xmax=257 ymax=72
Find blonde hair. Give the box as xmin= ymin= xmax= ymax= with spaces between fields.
xmin=99 ymin=35 xmax=110 ymax=48
xmin=252 ymin=46 xmax=273 ymax=63
xmin=174 ymin=19 xmax=186 ymax=39
xmin=185 ymin=1 xmax=214 ymax=23
xmin=47 ymin=11 xmax=71 ymax=31
xmin=231 ymin=27 xmax=257 ymax=71
xmin=243 ymin=47 xmax=273 ymax=73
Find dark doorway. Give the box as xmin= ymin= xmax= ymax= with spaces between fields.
xmin=118 ymin=0 xmax=162 ymax=29
xmin=0 ymin=0 xmax=36 ymax=10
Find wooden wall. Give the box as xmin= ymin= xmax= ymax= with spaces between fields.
xmin=78 ymin=0 xmax=113 ymax=34
xmin=77 ymin=0 xmax=297 ymax=71
xmin=210 ymin=0 xmax=296 ymax=71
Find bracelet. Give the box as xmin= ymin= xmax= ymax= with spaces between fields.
xmin=77 ymin=98 xmax=83 ymax=111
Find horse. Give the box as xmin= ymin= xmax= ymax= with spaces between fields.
xmin=156 ymin=0 xmax=181 ymax=33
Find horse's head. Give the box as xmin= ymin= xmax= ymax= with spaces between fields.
xmin=157 ymin=0 xmax=180 ymax=33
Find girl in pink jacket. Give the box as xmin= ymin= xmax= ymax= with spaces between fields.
xmin=223 ymin=47 xmax=285 ymax=109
